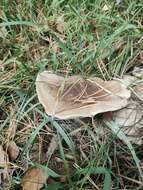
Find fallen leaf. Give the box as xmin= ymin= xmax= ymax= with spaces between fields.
xmin=133 ymin=83 xmax=143 ymax=100
xmin=116 ymin=118 xmax=143 ymax=145
xmin=7 ymin=141 xmax=19 ymax=161
xmin=0 ymin=145 xmax=9 ymax=185
xmin=112 ymin=99 xmax=143 ymax=144
xmin=36 ymin=71 xmax=130 ymax=119
xmin=51 ymin=42 xmax=59 ymax=53
xmin=113 ymin=100 xmax=142 ymax=127
xmin=56 ymin=15 xmax=65 ymax=34
xmin=132 ymin=66 xmax=143 ymax=78
xmin=21 ymin=167 xmax=48 ymax=190
xmin=120 ymin=74 xmax=143 ymax=101
xmin=7 ymin=112 xmax=17 ymax=140
xmin=120 ymin=75 xmax=137 ymax=87
xmin=46 ymin=136 xmax=58 ymax=162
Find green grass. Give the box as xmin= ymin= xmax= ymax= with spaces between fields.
xmin=0 ymin=0 xmax=143 ymax=189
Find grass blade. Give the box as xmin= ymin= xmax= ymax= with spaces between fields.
xmin=105 ymin=120 xmax=143 ymax=181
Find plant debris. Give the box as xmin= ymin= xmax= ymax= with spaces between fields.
xmin=112 ymin=77 xmax=143 ymax=144
xmin=132 ymin=66 xmax=143 ymax=78
xmin=0 ymin=145 xmax=9 ymax=186
xmin=134 ymin=83 xmax=143 ymax=100
xmin=36 ymin=71 xmax=130 ymax=119
xmin=21 ymin=167 xmax=48 ymax=190
xmin=113 ymin=100 xmax=142 ymax=127
xmin=56 ymin=15 xmax=65 ymax=34
xmin=7 ymin=141 xmax=19 ymax=161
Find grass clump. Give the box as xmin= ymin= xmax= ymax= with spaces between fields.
xmin=0 ymin=0 xmax=143 ymax=189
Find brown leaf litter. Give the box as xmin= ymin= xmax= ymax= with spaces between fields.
xmin=132 ymin=66 xmax=143 ymax=78
xmin=6 ymin=111 xmax=17 ymax=140
xmin=0 ymin=145 xmax=9 ymax=186
xmin=36 ymin=70 xmax=143 ymax=145
xmin=5 ymin=112 xmax=19 ymax=161
xmin=7 ymin=141 xmax=19 ymax=161
xmin=113 ymin=100 xmax=142 ymax=127
xmin=113 ymin=100 xmax=143 ymax=145
xmin=112 ymin=68 xmax=143 ymax=144
xmin=36 ymin=71 xmax=130 ymax=119
xmin=56 ymin=15 xmax=65 ymax=34
xmin=21 ymin=167 xmax=48 ymax=190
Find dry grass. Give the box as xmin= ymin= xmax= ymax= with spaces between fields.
xmin=0 ymin=0 xmax=143 ymax=189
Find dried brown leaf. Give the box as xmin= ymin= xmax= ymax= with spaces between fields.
xmin=132 ymin=66 xmax=143 ymax=78
xmin=113 ymin=100 xmax=142 ymax=127
xmin=113 ymin=99 xmax=143 ymax=144
xmin=134 ymin=83 xmax=143 ymax=100
xmin=7 ymin=113 xmax=17 ymax=140
xmin=56 ymin=15 xmax=65 ymax=34
xmin=21 ymin=167 xmax=48 ymax=190
xmin=36 ymin=72 xmax=131 ymax=119
xmin=51 ymin=42 xmax=59 ymax=53
xmin=121 ymin=75 xmax=137 ymax=87
xmin=46 ymin=136 xmax=58 ymax=162
xmin=118 ymin=119 xmax=143 ymax=145
xmin=7 ymin=141 xmax=19 ymax=161
xmin=0 ymin=146 xmax=9 ymax=184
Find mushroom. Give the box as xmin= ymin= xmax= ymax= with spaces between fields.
xmin=36 ymin=71 xmax=131 ymax=119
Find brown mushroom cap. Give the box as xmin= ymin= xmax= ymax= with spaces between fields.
xmin=36 ymin=71 xmax=131 ymax=119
